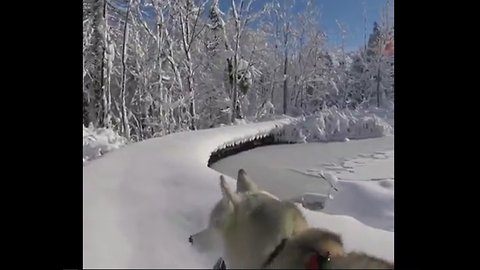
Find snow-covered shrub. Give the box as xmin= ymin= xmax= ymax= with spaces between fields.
xmin=83 ymin=125 xmax=127 ymax=163
xmin=276 ymin=107 xmax=393 ymax=143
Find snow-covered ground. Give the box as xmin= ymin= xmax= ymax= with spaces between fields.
xmin=83 ymin=119 xmax=293 ymax=268
xmin=211 ymin=136 xmax=393 ymax=202
xmin=83 ymin=118 xmax=393 ymax=268
xmin=211 ymin=136 xmax=394 ymax=260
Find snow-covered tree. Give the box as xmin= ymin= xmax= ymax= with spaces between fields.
xmin=350 ymin=20 xmax=393 ymax=108
xmin=82 ymin=0 xmax=394 ymax=142
xmin=83 ymin=0 xmax=110 ymax=127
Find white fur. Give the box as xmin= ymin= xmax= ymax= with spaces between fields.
xmin=190 ymin=169 xmax=306 ymax=268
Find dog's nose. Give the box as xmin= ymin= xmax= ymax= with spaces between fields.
xmin=188 ymin=235 xmax=193 ymax=244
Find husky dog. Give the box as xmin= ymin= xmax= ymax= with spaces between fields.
xmin=190 ymin=169 xmax=393 ymax=269
xmin=189 ymin=169 xmax=303 ymax=253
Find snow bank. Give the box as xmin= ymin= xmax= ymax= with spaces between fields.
xmin=83 ymin=119 xmax=294 ymax=268
xmin=83 ymin=105 xmax=393 ymax=165
xmin=361 ymin=101 xmax=394 ymax=127
xmin=302 ymin=206 xmax=394 ymax=262
xmin=210 ymin=137 xmax=394 ymax=259
xmin=83 ymin=125 xmax=127 ymax=163
xmin=84 ymin=118 xmax=393 ymax=268
xmin=323 ymin=179 xmax=394 ymax=232
xmin=277 ymin=107 xmax=393 ymax=143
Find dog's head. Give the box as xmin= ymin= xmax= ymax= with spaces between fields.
xmin=190 ymin=169 xmax=256 ymax=251
xmin=209 ymin=169 xmax=259 ymax=230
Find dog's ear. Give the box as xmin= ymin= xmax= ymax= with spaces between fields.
xmin=236 ymin=169 xmax=259 ymax=193
xmin=220 ymin=175 xmax=240 ymax=208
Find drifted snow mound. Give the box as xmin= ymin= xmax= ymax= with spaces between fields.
xmin=277 ymin=107 xmax=393 ymax=143
xmin=83 ymin=125 xmax=127 ymax=163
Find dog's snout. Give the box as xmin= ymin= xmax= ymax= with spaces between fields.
xmin=188 ymin=235 xmax=193 ymax=244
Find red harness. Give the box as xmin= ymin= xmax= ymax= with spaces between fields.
xmin=261 ymin=238 xmax=332 ymax=269
xmin=308 ymin=254 xmax=320 ymax=269
xmin=306 ymin=252 xmax=331 ymax=269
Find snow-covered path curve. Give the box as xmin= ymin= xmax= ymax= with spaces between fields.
xmin=83 ymin=119 xmax=393 ymax=268
xmin=83 ymin=119 xmax=295 ymax=268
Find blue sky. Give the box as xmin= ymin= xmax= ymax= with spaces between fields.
xmin=219 ymin=0 xmax=393 ymax=51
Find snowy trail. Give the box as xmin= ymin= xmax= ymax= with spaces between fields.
xmin=83 ymin=119 xmax=294 ymax=268
xmin=84 ymin=119 xmax=393 ymax=268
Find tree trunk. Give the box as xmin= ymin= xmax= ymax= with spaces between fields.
xmin=231 ymin=53 xmax=239 ymax=122
xmin=99 ymin=0 xmax=109 ymax=127
xmin=282 ymin=11 xmax=290 ymax=115
xmin=376 ymin=65 xmax=381 ymax=108
xmin=270 ymin=71 xmax=275 ymax=105
xmin=105 ymin=27 xmax=112 ymax=128
xmin=283 ymin=50 xmax=288 ymax=114
xmin=187 ymin=64 xmax=196 ymax=130
xmin=156 ymin=14 xmax=165 ymax=134
xmin=230 ymin=0 xmax=242 ymax=122
xmin=120 ymin=0 xmax=132 ymax=140
xmin=91 ymin=0 xmax=108 ymax=128
xmin=179 ymin=8 xmax=196 ymax=130
xmin=83 ymin=92 xmax=90 ymax=126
